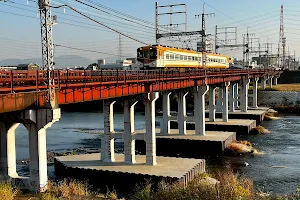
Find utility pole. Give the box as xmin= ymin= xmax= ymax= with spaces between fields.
xmin=215 ymin=26 xmax=241 ymax=54
xmin=195 ymin=3 xmax=214 ymax=69
xmin=155 ymin=2 xmax=187 ymax=45
xmin=242 ymin=28 xmax=255 ymax=68
xmin=38 ymin=0 xmax=56 ymax=108
xmin=294 ymin=50 xmax=296 ymax=70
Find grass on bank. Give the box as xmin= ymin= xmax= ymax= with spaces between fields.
xmin=5 ymin=173 xmax=300 ymax=200
xmin=249 ymin=83 xmax=300 ymax=92
xmin=226 ymin=140 xmax=262 ymax=155
xmin=250 ymin=125 xmax=270 ymax=135
xmin=0 ymin=182 xmax=18 ymax=200
xmin=132 ymin=171 xmax=253 ymax=200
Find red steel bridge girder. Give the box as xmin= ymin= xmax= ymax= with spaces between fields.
xmin=0 ymin=69 xmax=282 ymax=113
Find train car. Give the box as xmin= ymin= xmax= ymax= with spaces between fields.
xmin=137 ymin=45 xmax=233 ymax=69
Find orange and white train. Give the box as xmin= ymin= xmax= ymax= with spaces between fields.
xmin=136 ymin=45 xmax=233 ymax=69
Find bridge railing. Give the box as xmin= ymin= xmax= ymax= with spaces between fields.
xmin=0 ymin=68 xmax=278 ymax=93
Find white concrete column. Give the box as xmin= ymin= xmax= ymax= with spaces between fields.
xmin=252 ymin=78 xmax=259 ymax=108
xmin=222 ymin=82 xmax=230 ymax=122
xmin=160 ymin=92 xmax=171 ymax=135
xmin=24 ymin=108 xmax=60 ymax=192
xmin=261 ymin=77 xmax=267 ymax=90
xmin=101 ymin=100 xmax=116 ymax=162
xmin=240 ymin=79 xmax=250 ymax=112
xmin=216 ymin=87 xmax=223 ymax=112
xmin=209 ymin=85 xmax=216 ymax=122
xmin=269 ymin=76 xmax=273 ymax=88
xmin=229 ymin=83 xmax=235 ymax=112
xmin=235 ymin=83 xmax=239 ymax=108
xmin=194 ymin=86 xmax=209 ymax=136
xmin=145 ymin=92 xmax=159 ymax=166
xmin=274 ymin=77 xmax=278 ymax=85
xmin=178 ymin=91 xmax=188 ymax=135
xmin=124 ymin=99 xmax=138 ymax=164
xmin=0 ymin=123 xmax=19 ymax=180
xmin=26 ymin=124 xmax=48 ymax=192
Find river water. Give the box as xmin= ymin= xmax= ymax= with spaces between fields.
xmin=15 ymin=111 xmax=300 ymax=195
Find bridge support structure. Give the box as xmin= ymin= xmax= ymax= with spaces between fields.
xmin=145 ymin=92 xmax=159 ymax=166
xmin=0 ymin=108 xmax=60 ymax=192
xmin=160 ymin=92 xmax=171 ymax=135
xmin=216 ymin=87 xmax=223 ymax=112
xmin=101 ymin=100 xmax=116 ymax=163
xmin=209 ymin=85 xmax=217 ymax=122
xmin=222 ymin=82 xmax=230 ymax=122
xmin=124 ymin=99 xmax=138 ymax=164
xmin=177 ymin=91 xmax=188 ymax=135
xmin=229 ymin=83 xmax=237 ymax=112
xmin=273 ymin=76 xmax=278 ymax=85
xmin=240 ymin=79 xmax=250 ymax=112
xmin=268 ymin=76 xmax=273 ymax=88
xmin=261 ymin=76 xmax=268 ymax=90
xmin=252 ymin=78 xmax=259 ymax=108
xmin=194 ymin=86 xmax=208 ymax=136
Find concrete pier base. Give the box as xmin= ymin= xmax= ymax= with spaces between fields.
xmin=204 ymin=109 xmax=266 ymax=124
xmin=169 ymin=118 xmax=256 ymax=135
xmin=136 ymin=130 xmax=236 ymax=158
xmin=54 ymin=153 xmax=205 ymax=193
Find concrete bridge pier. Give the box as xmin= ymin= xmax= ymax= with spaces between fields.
xmin=216 ymin=87 xmax=223 ymax=112
xmin=194 ymin=86 xmax=209 ymax=136
xmin=209 ymin=85 xmax=217 ymax=122
xmin=252 ymin=78 xmax=259 ymax=108
xmin=144 ymin=92 xmax=159 ymax=166
xmin=240 ymin=79 xmax=250 ymax=112
xmin=0 ymin=123 xmax=19 ymax=181
xmin=235 ymin=83 xmax=239 ymax=108
xmin=177 ymin=91 xmax=188 ymax=135
xmin=268 ymin=76 xmax=273 ymax=88
xmin=261 ymin=76 xmax=268 ymax=90
xmin=229 ymin=83 xmax=236 ymax=112
xmin=222 ymin=82 xmax=230 ymax=122
xmin=101 ymin=100 xmax=116 ymax=162
xmin=273 ymin=76 xmax=278 ymax=85
xmin=124 ymin=99 xmax=138 ymax=164
xmin=160 ymin=92 xmax=171 ymax=135
xmin=0 ymin=109 xmax=60 ymax=192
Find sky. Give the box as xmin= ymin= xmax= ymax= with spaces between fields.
xmin=1 ymin=0 xmax=300 ymax=63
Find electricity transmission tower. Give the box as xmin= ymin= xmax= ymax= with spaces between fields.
xmin=38 ymin=0 xmax=57 ymax=108
xmin=279 ymin=5 xmax=286 ymax=69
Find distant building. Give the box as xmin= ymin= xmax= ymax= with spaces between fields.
xmin=252 ymin=55 xmax=278 ymax=68
xmin=97 ymin=59 xmax=139 ymax=70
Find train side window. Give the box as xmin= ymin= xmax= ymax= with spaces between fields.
xmin=188 ymin=56 xmax=192 ymax=61
xmin=170 ymin=54 xmax=175 ymax=60
xmin=175 ymin=54 xmax=179 ymax=60
xmin=180 ymin=55 xmax=184 ymax=60
xmin=166 ymin=54 xmax=170 ymax=60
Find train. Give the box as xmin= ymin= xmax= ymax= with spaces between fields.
xmin=136 ymin=45 xmax=234 ymax=69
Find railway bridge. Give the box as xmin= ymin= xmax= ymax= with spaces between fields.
xmin=0 ymin=68 xmax=281 ymax=192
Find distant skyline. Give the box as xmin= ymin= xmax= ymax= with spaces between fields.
xmin=1 ymin=0 xmax=300 ymax=65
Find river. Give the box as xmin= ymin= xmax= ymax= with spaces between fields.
xmin=15 ymin=111 xmax=300 ymax=195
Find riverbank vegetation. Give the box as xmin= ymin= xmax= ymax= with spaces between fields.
xmin=2 ymin=171 xmax=299 ymax=199
xmin=225 ymin=140 xmax=262 ymax=155
xmin=250 ymin=125 xmax=270 ymax=134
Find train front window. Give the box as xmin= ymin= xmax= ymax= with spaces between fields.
xmin=144 ymin=51 xmax=149 ymax=58
xmin=150 ymin=48 xmax=157 ymax=60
